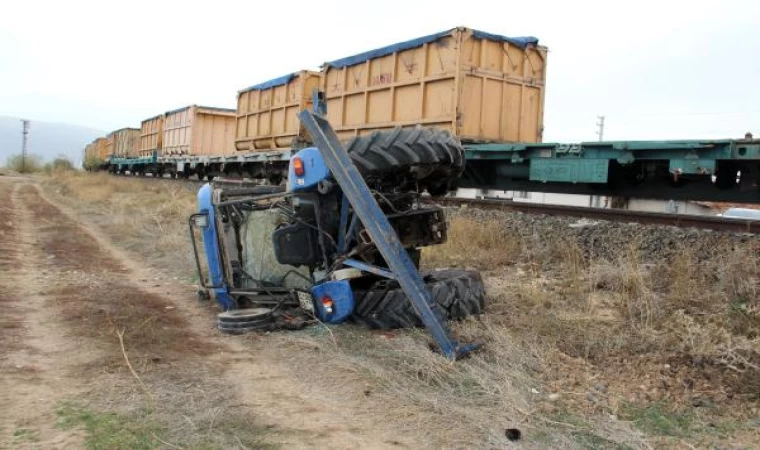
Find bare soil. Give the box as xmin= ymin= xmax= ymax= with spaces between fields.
xmin=0 ymin=179 xmax=91 ymax=449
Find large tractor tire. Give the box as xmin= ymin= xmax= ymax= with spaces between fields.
xmin=351 ymin=270 xmax=486 ymax=329
xmin=344 ymin=127 xmax=466 ymax=195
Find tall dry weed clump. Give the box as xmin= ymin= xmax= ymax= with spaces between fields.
xmin=423 ymin=216 xmax=521 ymax=269
xmin=613 ymin=244 xmax=660 ymax=330
xmin=653 ymin=243 xmax=758 ymax=344
xmin=582 ymin=239 xmax=759 ymax=366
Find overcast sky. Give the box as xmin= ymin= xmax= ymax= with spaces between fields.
xmin=1 ymin=0 xmax=759 ymax=142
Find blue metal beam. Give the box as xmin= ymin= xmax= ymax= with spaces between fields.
xmin=298 ymin=110 xmax=479 ymax=360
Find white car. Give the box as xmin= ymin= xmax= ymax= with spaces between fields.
xmin=718 ymin=207 xmax=760 ymax=220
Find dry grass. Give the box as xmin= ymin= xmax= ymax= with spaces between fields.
xmin=268 ymin=288 xmax=660 ymax=448
xmin=272 ymin=322 xmax=649 ymax=448
xmin=423 ymin=216 xmax=522 ymax=269
xmin=44 ymin=172 xmax=197 ymax=277
xmin=424 ymin=213 xmax=759 ymax=447
xmin=40 ymin=175 xmax=760 ymax=448
xmin=456 ymin=212 xmax=757 ymax=444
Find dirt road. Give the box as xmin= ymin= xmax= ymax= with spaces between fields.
xmin=0 ymin=180 xmax=93 ymax=448
xmin=0 ymin=176 xmax=418 ymax=449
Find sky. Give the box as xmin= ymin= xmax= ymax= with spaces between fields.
xmin=1 ymin=0 xmax=759 ymax=143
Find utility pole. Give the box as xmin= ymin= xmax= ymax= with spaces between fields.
xmin=596 ymin=115 xmax=605 ymax=142
xmin=21 ymin=120 xmax=30 ymax=173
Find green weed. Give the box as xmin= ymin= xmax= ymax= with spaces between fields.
xmin=620 ymin=401 xmax=694 ymax=437
xmin=572 ymin=431 xmax=634 ymax=450
xmin=12 ymin=428 xmax=39 ymax=444
xmin=55 ymin=401 xmax=276 ymax=450
xmin=56 ymin=402 xmax=161 ymax=450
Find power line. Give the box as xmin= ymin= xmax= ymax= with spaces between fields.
xmin=596 ymin=115 xmax=605 ymax=141
xmin=21 ymin=120 xmax=30 ymax=173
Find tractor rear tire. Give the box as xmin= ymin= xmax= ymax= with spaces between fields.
xmin=351 ymin=269 xmax=485 ymax=329
xmin=344 ymin=127 xmax=465 ymax=195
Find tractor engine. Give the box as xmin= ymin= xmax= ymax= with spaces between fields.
xmin=272 ymin=146 xmax=448 ymax=273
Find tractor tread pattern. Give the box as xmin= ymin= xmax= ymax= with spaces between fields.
xmin=351 ymin=270 xmax=486 ymax=329
xmin=344 ymin=127 xmax=466 ymax=194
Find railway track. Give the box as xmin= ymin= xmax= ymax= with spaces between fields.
xmin=114 ymin=173 xmax=758 ymax=233
xmin=435 ymin=197 xmax=759 ymax=234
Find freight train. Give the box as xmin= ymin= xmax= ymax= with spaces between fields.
xmin=84 ymin=26 xmax=760 ymax=204
xmin=86 ymin=27 xmax=546 ymax=177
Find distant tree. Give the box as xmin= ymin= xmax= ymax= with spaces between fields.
xmin=5 ymin=153 xmax=43 ymax=173
xmin=44 ymin=154 xmax=76 ymax=174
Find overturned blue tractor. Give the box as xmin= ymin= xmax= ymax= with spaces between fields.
xmin=190 ymin=112 xmax=484 ymax=359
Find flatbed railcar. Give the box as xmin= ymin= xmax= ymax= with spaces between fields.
xmin=107 ymin=136 xmax=760 ymax=204
xmin=108 ymin=149 xmax=294 ymax=182
xmin=462 ymin=137 xmax=760 ymax=203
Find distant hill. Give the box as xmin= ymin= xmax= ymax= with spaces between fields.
xmin=0 ymin=117 xmax=105 ymax=167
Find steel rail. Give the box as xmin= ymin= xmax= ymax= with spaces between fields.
xmin=434 ymin=197 xmax=759 ymax=233
xmin=109 ymin=174 xmax=759 ymax=233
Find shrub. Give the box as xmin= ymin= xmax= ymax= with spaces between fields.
xmin=83 ymin=157 xmax=105 ymax=171
xmin=45 ymin=155 xmax=76 ymax=174
xmin=5 ymin=153 xmax=43 ymax=173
